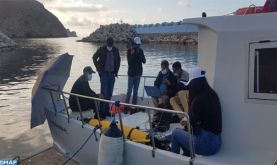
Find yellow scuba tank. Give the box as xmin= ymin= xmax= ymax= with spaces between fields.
xmin=89 ymin=119 xmax=150 ymax=143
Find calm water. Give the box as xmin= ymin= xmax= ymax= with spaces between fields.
xmin=0 ymin=37 xmax=197 ymax=139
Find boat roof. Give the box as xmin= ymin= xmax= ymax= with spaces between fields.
xmin=183 ymin=12 xmax=277 ymax=32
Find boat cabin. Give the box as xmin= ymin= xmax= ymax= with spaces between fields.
xmin=183 ymin=12 xmax=277 ymax=164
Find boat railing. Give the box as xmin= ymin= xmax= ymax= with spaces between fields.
xmin=116 ymin=74 xmax=156 ymax=100
xmin=43 ymin=87 xmax=195 ymax=164
xmin=244 ymin=4 xmax=262 ymax=15
xmin=273 ymin=157 xmax=277 ymax=165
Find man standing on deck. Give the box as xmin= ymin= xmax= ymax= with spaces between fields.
xmin=93 ymin=37 xmax=121 ymax=119
xmin=125 ymin=37 xmax=146 ymax=106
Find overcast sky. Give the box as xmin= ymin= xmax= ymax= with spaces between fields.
xmin=38 ymin=0 xmax=264 ymax=37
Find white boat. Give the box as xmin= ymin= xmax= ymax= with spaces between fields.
xmin=31 ymin=12 xmax=277 ymax=165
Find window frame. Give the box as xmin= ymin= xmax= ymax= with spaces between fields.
xmin=248 ymin=41 xmax=277 ymax=101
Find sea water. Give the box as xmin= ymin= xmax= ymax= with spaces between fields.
xmin=0 ymin=37 xmax=197 ymax=159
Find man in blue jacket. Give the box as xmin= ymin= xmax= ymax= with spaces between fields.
xmin=93 ymin=37 xmax=121 ymax=118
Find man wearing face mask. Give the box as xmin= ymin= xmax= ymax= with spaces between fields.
xmin=152 ymin=60 xmax=176 ymax=107
xmin=93 ymin=37 xmax=121 ymax=119
xmin=69 ymin=66 xmax=98 ymax=113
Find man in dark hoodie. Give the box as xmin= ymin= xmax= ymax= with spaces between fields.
xmin=125 ymin=37 xmax=146 ymax=105
xmin=171 ymin=67 xmax=222 ymax=156
xmin=152 ymin=60 xmax=176 ymax=107
xmin=69 ymin=66 xmax=97 ymax=112
xmin=93 ymin=37 xmax=121 ymax=118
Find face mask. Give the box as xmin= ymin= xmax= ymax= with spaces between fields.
xmin=107 ymin=46 xmax=113 ymax=51
xmin=161 ymin=69 xmax=167 ymax=75
xmin=87 ymin=74 xmax=92 ymax=81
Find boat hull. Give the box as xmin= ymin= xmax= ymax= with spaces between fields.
xmin=45 ymin=102 xmax=190 ymax=165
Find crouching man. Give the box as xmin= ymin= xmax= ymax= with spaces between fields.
xmin=69 ymin=66 xmax=99 ymax=115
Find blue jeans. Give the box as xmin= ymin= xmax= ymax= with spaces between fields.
xmin=171 ymin=128 xmax=221 ymax=156
xmin=100 ymin=72 xmax=115 ymax=117
xmin=125 ymin=75 xmax=141 ymax=104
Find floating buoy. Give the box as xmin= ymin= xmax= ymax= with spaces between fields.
xmin=98 ymin=121 xmax=123 ymax=165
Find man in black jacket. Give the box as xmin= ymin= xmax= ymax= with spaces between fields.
xmin=125 ymin=37 xmax=146 ymax=105
xmin=69 ymin=66 xmax=97 ymax=113
xmin=170 ymin=62 xmax=189 ymax=117
xmin=92 ymin=37 xmax=121 ymax=118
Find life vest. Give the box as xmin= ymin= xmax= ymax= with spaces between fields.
xmin=110 ymin=104 xmax=125 ymax=115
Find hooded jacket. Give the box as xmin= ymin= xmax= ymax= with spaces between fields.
xmin=188 ymin=77 xmax=222 ymax=135
xmin=127 ymin=47 xmax=146 ymax=76
xmin=154 ymin=70 xmax=177 ymax=98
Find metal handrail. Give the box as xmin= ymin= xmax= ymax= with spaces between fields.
xmin=117 ymin=75 xmax=156 ymax=99
xmin=273 ymin=157 xmax=277 ymax=165
xmin=45 ymin=87 xmax=195 ymax=164
xmin=64 ymin=91 xmax=184 ymax=114
xmin=244 ymin=4 xmax=257 ymax=15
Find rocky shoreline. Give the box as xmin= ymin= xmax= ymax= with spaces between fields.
xmin=0 ymin=31 xmax=16 ymax=50
xmin=66 ymin=29 xmax=77 ymax=37
xmin=140 ymin=32 xmax=197 ymax=45
xmin=82 ymin=23 xmax=136 ymax=43
xmin=82 ymin=23 xmax=198 ymax=45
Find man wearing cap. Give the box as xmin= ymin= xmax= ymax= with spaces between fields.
xmin=125 ymin=37 xmax=146 ymax=107
xmin=93 ymin=37 xmax=121 ymax=118
xmin=69 ymin=66 xmax=98 ymax=113
xmin=171 ymin=67 xmax=222 ymax=156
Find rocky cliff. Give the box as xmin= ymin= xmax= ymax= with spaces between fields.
xmin=0 ymin=0 xmax=68 ymax=38
xmin=82 ymin=23 xmax=136 ymax=42
xmin=82 ymin=23 xmax=197 ymax=45
xmin=66 ymin=29 xmax=77 ymax=37
xmin=0 ymin=31 xmax=16 ymax=49
xmin=141 ymin=33 xmax=198 ymax=45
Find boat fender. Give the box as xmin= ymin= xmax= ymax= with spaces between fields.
xmin=98 ymin=121 xmax=123 ymax=165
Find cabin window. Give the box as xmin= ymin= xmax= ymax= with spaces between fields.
xmin=249 ymin=41 xmax=277 ymax=101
